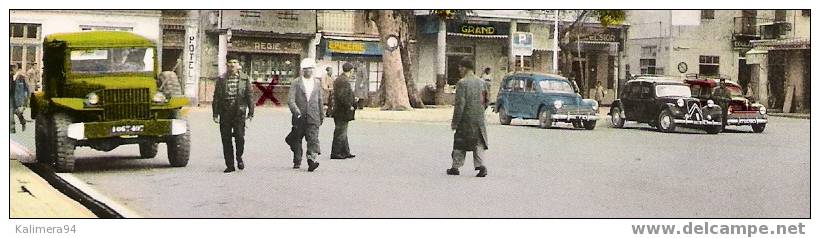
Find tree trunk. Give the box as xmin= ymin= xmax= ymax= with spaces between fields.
xmin=374 ymin=10 xmax=412 ymax=110
xmin=399 ymin=11 xmax=424 ymax=108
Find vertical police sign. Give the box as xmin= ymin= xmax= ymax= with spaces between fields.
xmin=183 ymin=24 xmax=200 ymax=104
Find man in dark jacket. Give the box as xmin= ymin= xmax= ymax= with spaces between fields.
xmin=447 ymin=59 xmax=489 ymax=177
xmin=330 ymin=62 xmax=357 ymax=160
xmin=213 ymin=56 xmax=254 ymax=173
xmin=285 ymin=58 xmax=324 ymax=172
xmin=11 ymin=64 xmax=30 ymax=133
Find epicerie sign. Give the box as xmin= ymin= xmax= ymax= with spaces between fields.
xmin=328 ymin=40 xmax=367 ymax=54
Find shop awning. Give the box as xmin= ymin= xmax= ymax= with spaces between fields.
xmin=446 ymin=32 xmax=508 ymax=39
xmin=751 ymin=38 xmax=810 ymax=50
xmin=579 ymin=41 xmax=619 ymax=46
xmin=323 ymin=35 xmax=380 ymax=42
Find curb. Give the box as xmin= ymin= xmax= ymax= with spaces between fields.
xmin=768 ymin=113 xmax=810 ymax=119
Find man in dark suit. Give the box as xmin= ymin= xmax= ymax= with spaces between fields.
xmin=447 ymin=59 xmax=489 ymax=177
xmin=330 ymin=62 xmax=357 ymax=160
xmin=285 ymin=58 xmax=324 ymax=172
xmin=213 ymin=56 xmax=254 ymax=173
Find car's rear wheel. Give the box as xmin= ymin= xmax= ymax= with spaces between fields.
xmin=610 ymin=106 xmax=625 ymax=128
xmin=139 ymin=142 xmax=158 ymax=158
xmin=498 ymin=106 xmax=512 ymax=125
xmin=52 ymin=113 xmax=77 ymax=172
xmin=583 ymin=120 xmax=597 ymax=130
xmin=538 ymin=107 xmax=553 ymax=129
xmin=657 ymin=109 xmax=676 ymax=133
xmin=752 ymin=124 xmax=766 ymax=133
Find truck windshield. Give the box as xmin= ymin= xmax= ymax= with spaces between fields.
xmin=538 ymin=80 xmax=575 ymax=93
xmin=70 ymin=48 xmax=154 ymax=74
xmin=655 ymin=85 xmax=692 ymax=97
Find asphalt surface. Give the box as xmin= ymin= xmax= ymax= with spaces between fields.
xmin=10 ymin=108 xmax=810 ymax=218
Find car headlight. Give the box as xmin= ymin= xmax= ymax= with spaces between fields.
xmin=85 ymin=92 xmax=100 ymax=105
xmin=707 ymin=99 xmax=715 ymax=107
xmin=152 ymin=92 xmax=168 ymax=103
xmin=759 ymin=106 xmax=766 ymax=115
xmin=553 ymin=100 xmax=563 ymax=109
xmin=676 ymin=99 xmax=685 ymax=107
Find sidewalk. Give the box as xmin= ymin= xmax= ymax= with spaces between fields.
xmin=768 ymin=112 xmax=810 ymax=119
xmin=9 ymin=141 xmax=96 ymax=218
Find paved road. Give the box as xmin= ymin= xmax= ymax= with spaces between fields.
xmin=11 ymin=108 xmax=809 ymax=218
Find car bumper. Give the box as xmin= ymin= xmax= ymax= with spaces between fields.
xmin=67 ymin=119 xmax=188 ymax=140
xmin=551 ymin=114 xmax=599 ymax=121
xmin=726 ymin=113 xmax=768 ymax=125
xmin=672 ymin=119 xmax=722 ymax=126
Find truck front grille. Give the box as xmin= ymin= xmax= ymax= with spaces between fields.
xmin=102 ymin=88 xmax=150 ymax=121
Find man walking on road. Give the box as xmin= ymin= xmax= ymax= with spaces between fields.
xmin=330 ymin=62 xmax=357 ymax=160
xmin=213 ymin=56 xmax=254 ymax=173
xmin=322 ymin=66 xmax=334 ymax=117
xmin=285 ymin=58 xmax=324 ymax=172
xmin=448 ymin=59 xmax=489 ymax=177
xmin=353 ymin=61 xmax=368 ymax=109
xmin=11 ymin=64 xmax=30 ymax=133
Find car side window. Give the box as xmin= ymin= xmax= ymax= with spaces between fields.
xmin=524 ymin=78 xmax=535 ymax=92
xmin=511 ymin=78 xmax=523 ymax=92
xmin=628 ymin=83 xmax=641 ymax=99
xmin=640 ymin=83 xmax=651 ymax=99
xmin=501 ymin=77 xmax=514 ymax=91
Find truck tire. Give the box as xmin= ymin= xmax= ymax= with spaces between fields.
xmin=139 ymin=143 xmax=158 ymax=158
xmin=35 ymin=113 xmax=53 ymax=164
xmin=167 ymin=110 xmax=190 ymax=167
xmin=52 ymin=113 xmax=77 ymax=172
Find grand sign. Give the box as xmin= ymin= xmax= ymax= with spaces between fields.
xmin=459 ymin=24 xmax=497 ymax=35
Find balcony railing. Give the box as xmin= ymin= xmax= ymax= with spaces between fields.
xmin=317 ymin=10 xmax=378 ymax=36
xmin=733 ymin=17 xmax=776 ymax=37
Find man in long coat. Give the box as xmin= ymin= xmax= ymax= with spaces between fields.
xmin=213 ymin=57 xmax=254 ymax=173
xmin=330 ymin=62 xmax=357 ymax=160
xmin=447 ymin=59 xmax=489 ymax=177
xmin=285 ymin=58 xmax=324 ymax=172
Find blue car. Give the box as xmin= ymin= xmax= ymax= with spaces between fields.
xmin=493 ymin=72 xmax=599 ymax=129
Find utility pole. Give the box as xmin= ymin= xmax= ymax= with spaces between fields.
xmin=552 ymin=10 xmax=559 ymax=73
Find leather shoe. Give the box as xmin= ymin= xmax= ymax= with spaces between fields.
xmin=446 ymin=168 xmax=460 ymax=175
xmin=223 ymin=167 xmax=236 ymax=173
xmin=330 ymin=155 xmax=347 ymax=160
xmin=237 ymin=161 xmax=244 ymax=170
xmin=345 ymin=154 xmax=356 ymax=159
xmin=307 ymin=160 xmax=320 ymax=172
xmin=475 ymin=166 xmax=487 ymax=177
xmin=293 ymin=164 xmax=300 ymax=169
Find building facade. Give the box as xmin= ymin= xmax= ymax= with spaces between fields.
xmin=625 ymin=10 xmax=810 ymax=112
xmin=10 ymin=10 xmax=162 ymax=89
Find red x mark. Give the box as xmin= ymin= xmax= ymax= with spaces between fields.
xmin=254 ymin=76 xmax=281 ymax=106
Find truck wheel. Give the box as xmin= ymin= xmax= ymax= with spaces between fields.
xmin=583 ymin=120 xmax=597 ymax=130
xmin=610 ymin=106 xmax=625 ymax=128
xmin=139 ymin=143 xmax=158 ymax=158
xmin=52 ymin=113 xmax=77 ymax=172
xmin=656 ymin=109 xmax=676 ymax=133
xmin=752 ymin=124 xmax=766 ymax=133
xmin=498 ymin=106 xmax=512 ymax=125
xmin=705 ymin=125 xmax=722 ymax=134
xmin=35 ymin=113 xmax=53 ymax=164
xmin=167 ymin=130 xmax=190 ymax=167
xmin=537 ymin=107 xmax=553 ymax=129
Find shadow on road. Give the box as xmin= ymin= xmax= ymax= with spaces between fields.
xmin=72 ymin=156 xmax=173 ymax=173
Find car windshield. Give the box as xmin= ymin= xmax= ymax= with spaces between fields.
xmin=655 ymin=84 xmax=692 ymax=97
xmin=70 ymin=48 xmax=154 ymax=74
xmin=538 ymin=80 xmax=575 ymax=93
xmin=724 ymin=85 xmax=744 ymax=97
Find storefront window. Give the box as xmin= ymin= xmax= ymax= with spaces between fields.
xmin=237 ymin=53 xmax=300 ymax=85
xmin=368 ymin=61 xmax=382 ymax=92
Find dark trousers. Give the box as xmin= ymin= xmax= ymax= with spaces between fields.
xmin=331 ymin=118 xmax=350 ymax=157
xmin=285 ymin=120 xmax=320 ymax=165
xmin=10 ymin=107 xmax=25 ymax=130
xmin=219 ymin=111 xmax=245 ymax=168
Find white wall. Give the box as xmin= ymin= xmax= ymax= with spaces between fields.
xmin=10 ymin=10 xmax=161 ymax=41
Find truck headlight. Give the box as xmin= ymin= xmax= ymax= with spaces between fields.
xmin=759 ymin=106 xmax=766 ymax=115
xmin=553 ymin=100 xmax=563 ymax=109
xmin=85 ymin=92 xmax=100 ymax=105
xmin=707 ymin=99 xmax=715 ymax=107
xmin=676 ymin=99 xmax=685 ymax=107
xmin=152 ymin=92 xmax=168 ymax=103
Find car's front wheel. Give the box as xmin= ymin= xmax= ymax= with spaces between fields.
xmin=583 ymin=120 xmax=597 ymax=130
xmin=705 ymin=125 xmax=722 ymax=134
xmin=610 ymin=106 xmax=625 ymax=128
xmin=498 ymin=106 xmax=512 ymax=125
xmin=657 ymin=109 xmax=676 ymax=133
xmin=752 ymin=124 xmax=766 ymax=133
xmin=538 ymin=108 xmax=553 ymax=129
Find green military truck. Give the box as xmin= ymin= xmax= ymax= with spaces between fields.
xmin=30 ymin=31 xmax=191 ymax=172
